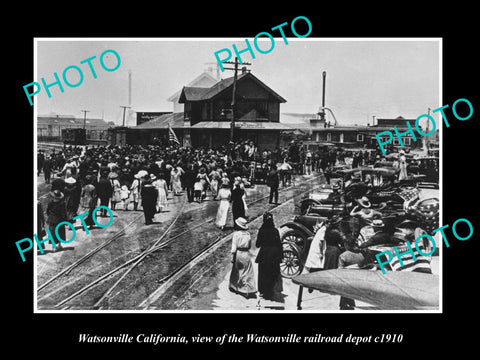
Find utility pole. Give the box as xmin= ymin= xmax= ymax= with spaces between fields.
xmin=80 ymin=110 xmax=89 ymax=130
xmin=425 ymin=107 xmax=431 ymax=152
xmin=120 ymin=105 xmax=131 ymax=127
xmin=222 ymin=57 xmax=251 ymax=142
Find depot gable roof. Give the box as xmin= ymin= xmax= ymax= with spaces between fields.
xmin=178 ymin=72 xmax=286 ymax=103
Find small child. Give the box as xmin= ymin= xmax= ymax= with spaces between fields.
xmin=120 ymin=185 xmax=131 ymax=210
xmin=194 ymin=181 xmax=203 ymax=203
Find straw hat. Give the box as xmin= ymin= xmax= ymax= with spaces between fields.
xmin=357 ymin=196 xmax=371 ymax=208
xmin=235 ymin=217 xmax=248 ymax=230
xmin=150 ymin=173 xmax=157 ymax=181
xmin=64 ymin=177 xmax=76 ymax=184
xmin=372 ymin=219 xmax=385 ymax=227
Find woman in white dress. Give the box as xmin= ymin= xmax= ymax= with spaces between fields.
xmin=398 ymin=151 xmax=408 ymax=181
xmin=215 ymin=182 xmax=231 ymax=230
xmin=153 ymin=173 xmax=169 ymax=213
xmin=229 ymin=217 xmax=256 ymax=298
xmin=171 ymin=168 xmax=183 ymax=195
xmin=130 ymin=173 xmax=142 ymax=211
xmin=209 ymin=167 xmax=221 ymax=200
xmin=196 ymin=167 xmax=210 ymax=200
xmin=109 ymin=172 xmax=121 ymax=211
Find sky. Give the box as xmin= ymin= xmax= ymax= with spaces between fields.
xmin=35 ymin=38 xmax=440 ymax=127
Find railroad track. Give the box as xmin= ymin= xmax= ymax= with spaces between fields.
xmin=37 ymin=174 xmax=325 ymax=310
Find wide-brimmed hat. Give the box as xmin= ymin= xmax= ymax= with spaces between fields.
xmin=150 ymin=173 xmax=157 ymax=180
xmin=235 ymin=217 xmax=248 ymax=230
xmin=332 ymin=182 xmax=341 ymax=190
xmin=134 ymin=173 xmax=141 ymax=179
xmin=137 ymin=170 xmax=148 ymax=178
xmin=357 ymin=196 xmax=371 ymax=208
xmin=65 ymin=177 xmax=76 ymax=184
xmin=372 ymin=219 xmax=385 ymax=227
xmin=108 ymin=172 xmax=118 ymax=179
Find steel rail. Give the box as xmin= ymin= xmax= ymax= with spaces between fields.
xmin=37 ymin=213 xmax=144 ymax=292
xmin=50 ymin=174 xmax=323 ymax=309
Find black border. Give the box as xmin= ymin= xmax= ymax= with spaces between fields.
xmin=7 ymin=5 xmax=478 ymax=355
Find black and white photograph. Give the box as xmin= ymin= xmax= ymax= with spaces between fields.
xmin=33 ymin=38 xmax=442 ymax=312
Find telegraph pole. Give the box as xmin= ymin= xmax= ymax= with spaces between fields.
xmin=222 ymin=57 xmax=251 ymax=142
xmin=425 ymin=107 xmax=431 ymax=152
xmin=120 ymin=105 xmax=131 ymax=127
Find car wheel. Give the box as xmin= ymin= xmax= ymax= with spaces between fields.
xmin=280 ymin=248 xmax=303 ymax=278
xmin=280 ymin=228 xmax=307 ymax=249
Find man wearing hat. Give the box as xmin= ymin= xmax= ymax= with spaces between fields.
xmin=183 ymin=164 xmax=197 ymax=202
xmin=358 ymin=218 xmax=396 ymax=249
xmin=325 ymin=181 xmax=344 ymax=212
xmin=140 ymin=176 xmax=158 ymax=225
xmin=43 ymin=155 xmax=53 ymax=184
xmin=96 ymin=172 xmax=113 ymax=216
xmin=266 ymin=164 xmax=280 ymax=204
xmin=45 ymin=178 xmax=68 ymax=252
xmin=64 ymin=176 xmax=82 ymax=222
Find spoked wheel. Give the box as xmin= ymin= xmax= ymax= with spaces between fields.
xmin=280 ymin=247 xmax=303 ymax=278
xmin=281 ymin=229 xmax=307 ymax=249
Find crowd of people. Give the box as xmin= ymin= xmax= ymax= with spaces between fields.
xmin=36 ymin=138 xmax=402 ymax=303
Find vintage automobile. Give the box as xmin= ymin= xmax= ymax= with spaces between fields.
xmin=407 ymin=157 xmax=439 ymax=189
xmin=249 ymin=161 xmax=269 ymax=184
xmin=279 ymin=211 xmax=326 ymax=278
xmin=279 ymin=196 xmax=439 ymax=279
xmin=298 ymin=167 xmax=420 ymax=216
xmin=279 ymin=208 xmax=367 ymax=278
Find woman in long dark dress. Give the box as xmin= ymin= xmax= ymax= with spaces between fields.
xmin=231 ymin=180 xmax=245 ymax=227
xmin=140 ymin=176 xmax=158 ymax=225
xmin=255 ymin=211 xmax=283 ymax=300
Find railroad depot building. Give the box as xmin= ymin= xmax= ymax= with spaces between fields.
xmin=128 ymin=71 xmax=291 ymax=150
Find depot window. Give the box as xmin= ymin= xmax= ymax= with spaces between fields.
xmin=357 ymin=133 xmax=364 ymax=142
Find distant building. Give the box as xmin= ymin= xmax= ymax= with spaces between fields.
xmin=310 ymin=116 xmax=424 ymax=150
xmin=37 ymin=115 xmax=111 ymax=143
xmin=167 ymin=67 xmax=220 ymax=113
